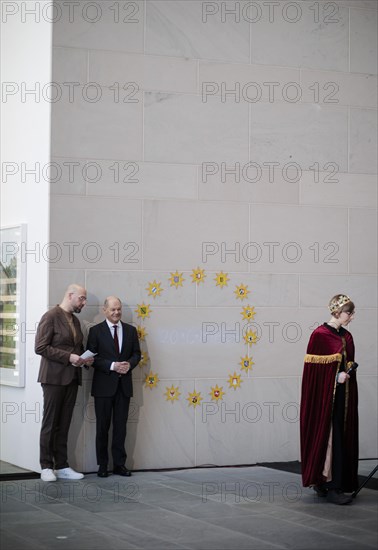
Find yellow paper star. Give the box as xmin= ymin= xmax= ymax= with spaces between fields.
xmin=187 ymin=390 xmax=202 ymax=407
xmin=165 ymin=385 xmax=181 ymax=403
xmin=210 ymin=384 xmax=225 ymax=401
xmin=191 ymin=267 xmax=206 ymax=284
xmin=135 ymin=303 xmax=152 ymax=319
xmin=144 ymin=372 xmax=159 ymax=389
xmin=234 ymin=283 xmax=249 ymax=300
xmin=241 ymin=305 xmax=256 ymax=321
xmin=169 ymin=271 xmax=185 ymax=288
xmin=244 ymin=329 xmax=258 ymax=346
xmin=240 ymin=355 xmax=254 ymax=372
xmin=139 ymin=351 xmax=149 ymax=367
xmin=146 ymin=280 xmax=163 ymax=298
xmin=228 ymin=372 xmax=243 ymax=390
xmin=137 ymin=325 xmax=147 ymax=341
xmin=214 ymin=271 xmax=229 ymax=288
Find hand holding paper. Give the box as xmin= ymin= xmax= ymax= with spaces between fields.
xmin=80 ymin=350 xmax=97 ymax=368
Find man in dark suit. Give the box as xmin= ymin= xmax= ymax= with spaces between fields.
xmin=87 ymin=296 xmax=141 ymax=477
xmin=35 ymin=283 xmax=93 ymax=482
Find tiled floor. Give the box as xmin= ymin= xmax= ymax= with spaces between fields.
xmin=0 ymin=464 xmax=377 ymax=549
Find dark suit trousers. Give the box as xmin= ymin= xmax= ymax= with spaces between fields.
xmin=94 ymin=381 xmax=130 ymax=467
xmin=40 ymin=382 xmax=78 ymax=469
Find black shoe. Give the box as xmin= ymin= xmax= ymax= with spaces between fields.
xmin=97 ymin=466 xmax=108 ymax=478
xmin=313 ymin=485 xmax=327 ymax=497
xmin=326 ymin=489 xmax=352 ymax=505
xmin=113 ymin=465 xmax=131 ymax=477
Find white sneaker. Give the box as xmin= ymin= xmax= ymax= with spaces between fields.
xmin=54 ymin=467 xmax=84 ymax=480
xmin=41 ymin=468 xmax=57 ymax=482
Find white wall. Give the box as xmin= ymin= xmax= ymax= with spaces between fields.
xmin=0 ymin=5 xmax=52 ymax=471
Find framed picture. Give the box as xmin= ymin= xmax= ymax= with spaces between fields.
xmin=0 ymin=224 xmax=27 ymax=387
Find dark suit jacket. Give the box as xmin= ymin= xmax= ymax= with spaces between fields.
xmin=35 ymin=306 xmax=84 ymax=385
xmin=87 ymin=320 xmax=141 ymax=398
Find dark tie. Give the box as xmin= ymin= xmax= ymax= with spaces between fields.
xmin=113 ymin=325 xmax=120 ymax=355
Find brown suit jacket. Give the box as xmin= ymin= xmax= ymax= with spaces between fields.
xmin=35 ymin=305 xmax=84 ymax=385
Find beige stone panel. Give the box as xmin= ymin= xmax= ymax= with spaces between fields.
xmin=199 ymin=61 xmax=299 ymax=103
xmin=52 ymin=47 xmax=87 ymax=84
xmin=50 ymin=157 xmax=86 ymax=195
xmin=51 ymin=88 xmax=143 ymax=160
xmin=350 ymin=8 xmax=378 ymax=74
xmin=349 ymin=108 xmax=378 ymax=174
xmin=146 ymin=0 xmax=250 ymax=63
xmin=358 ymin=376 xmax=378 ymax=459
xmin=349 ymin=208 xmax=377 ymax=274
xmin=250 ymin=4 xmax=349 ymax=71
xmin=89 ymin=51 xmax=197 ymax=94
xmin=87 ymin=160 xmax=197 ymax=201
xmin=144 ymin=93 xmax=249 ymax=164
xmin=248 ymin=204 xmax=348 ymax=273
xmin=143 ymin=200 xmax=249 ymax=271
xmin=195 ymin=377 xmax=299 ymax=466
xmin=300 ymin=69 xmax=377 ymax=109
xmin=197 ymin=273 xmax=299 ymax=308
xmin=300 ymin=171 xmax=377 ymax=207
xmin=50 ymin=196 xmax=142 ymax=270
xmin=199 ymin=164 xmax=299 ymax=205
xmin=348 ymin=309 xmax=377 ymax=373
xmin=127 ymin=379 xmax=196 ymax=469
xmin=250 ymin=102 xmax=348 ymax=172
xmin=300 ymin=274 xmax=377 ymax=310
xmin=53 ymin=0 xmax=144 ymax=53
xmin=338 ymin=1 xmax=377 ymax=8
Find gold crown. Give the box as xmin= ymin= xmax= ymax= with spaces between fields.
xmin=329 ymin=295 xmax=351 ymax=313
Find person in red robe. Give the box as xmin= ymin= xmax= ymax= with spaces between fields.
xmin=300 ymin=294 xmax=358 ymax=505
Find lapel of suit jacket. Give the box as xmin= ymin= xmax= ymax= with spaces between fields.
xmin=101 ymin=319 xmax=116 ymax=352
xmin=120 ymin=322 xmax=128 ymax=354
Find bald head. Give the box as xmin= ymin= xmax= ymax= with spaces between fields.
xmin=66 ymin=284 xmax=86 ymax=297
xmin=60 ymin=283 xmax=87 ymax=314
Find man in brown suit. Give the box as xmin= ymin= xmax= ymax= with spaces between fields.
xmin=35 ymin=284 xmax=92 ymax=482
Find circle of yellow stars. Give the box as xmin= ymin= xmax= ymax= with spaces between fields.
xmin=135 ymin=268 xmax=258 ymax=406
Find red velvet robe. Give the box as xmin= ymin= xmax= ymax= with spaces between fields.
xmin=300 ymin=324 xmax=358 ymax=491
